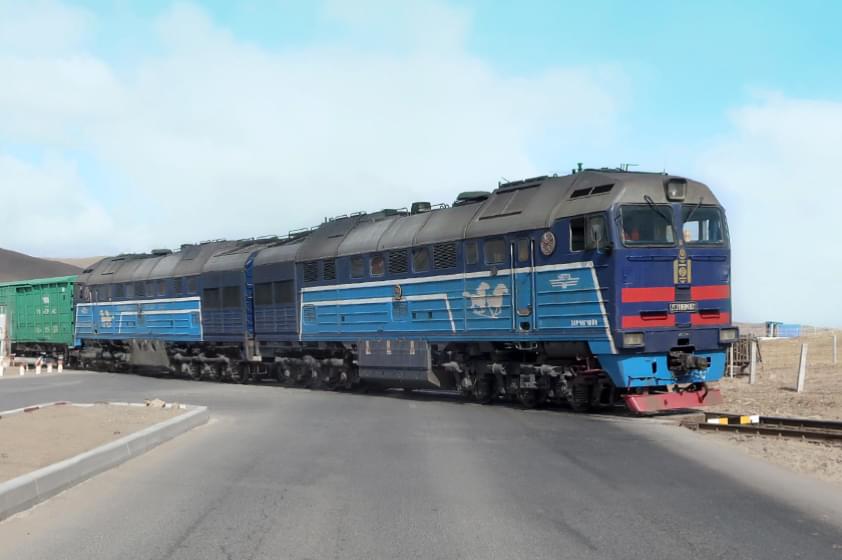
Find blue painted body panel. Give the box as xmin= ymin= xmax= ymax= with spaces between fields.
xmin=299 ymin=263 xmax=614 ymax=346
xmin=255 ymin=304 xmax=297 ymax=336
xmin=203 ymin=308 xmax=244 ymax=339
xmin=74 ymin=297 xmax=202 ymax=343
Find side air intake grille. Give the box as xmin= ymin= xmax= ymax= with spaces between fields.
xmin=323 ymin=259 xmax=336 ymax=280
xmin=388 ymin=249 xmax=409 ymax=274
xmin=303 ymin=261 xmax=319 ymax=283
xmin=433 ymin=243 xmax=457 ymax=269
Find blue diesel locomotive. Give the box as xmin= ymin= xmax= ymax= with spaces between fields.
xmin=71 ymin=169 xmax=734 ymax=412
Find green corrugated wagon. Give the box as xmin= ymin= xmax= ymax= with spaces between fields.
xmin=0 ymin=275 xmax=77 ymax=357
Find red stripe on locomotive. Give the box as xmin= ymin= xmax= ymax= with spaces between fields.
xmin=690 ymin=285 xmax=730 ymax=301
xmin=621 ymin=287 xmax=675 ymax=303
xmin=691 ymin=311 xmax=731 ymax=325
xmin=621 ymin=313 xmax=676 ymax=328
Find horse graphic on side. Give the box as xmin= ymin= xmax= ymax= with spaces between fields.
xmin=463 ymin=281 xmax=509 ymax=318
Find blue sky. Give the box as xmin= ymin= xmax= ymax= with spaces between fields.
xmin=1 ymin=0 xmax=840 ymax=326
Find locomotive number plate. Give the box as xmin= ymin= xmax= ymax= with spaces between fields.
xmin=669 ymin=302 xmax=698 ymax=313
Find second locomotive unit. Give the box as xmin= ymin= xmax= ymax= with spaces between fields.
xmin=71 ymin=168 xmax=734 ymax=412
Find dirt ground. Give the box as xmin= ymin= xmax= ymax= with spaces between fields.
xmin=0 ymin=403 xmax=182 ymax=483
xmin=700 ymin=431 xmax=842 ymax=487
xmin=705 ymin=333 xmax=842 ymax=486
xmin=714 ymin=333 xmax=842 ymax=419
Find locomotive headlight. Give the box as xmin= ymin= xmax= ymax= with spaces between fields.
xmin=719 ymin=328 xmax=738 ymax=343
xmin=539 ymin=231 xmax=556 ymax=256
xmin=665 ymin=179 xmax=687 ymax=201
xmin=622 ymin=332 xmax=645 ymax=347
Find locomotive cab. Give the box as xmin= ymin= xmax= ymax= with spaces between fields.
xmin=592 ymin=174 xmax=733 ymax=411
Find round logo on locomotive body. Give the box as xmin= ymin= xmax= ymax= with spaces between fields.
xmin=393 ymin=284 xmax=403 ymax=301
xmin=540 ymin=231 xmax=556 ymax=256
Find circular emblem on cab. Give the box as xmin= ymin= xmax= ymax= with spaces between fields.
xmin=540 ymin=231 xmax=556 ymax=256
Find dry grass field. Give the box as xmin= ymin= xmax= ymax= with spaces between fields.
xmin=714 ymin=332 xmax=841 ymax=419
xmin=706 ymin=332 xmax=842 ymax=486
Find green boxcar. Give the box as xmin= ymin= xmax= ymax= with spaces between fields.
xmin=0 ymin=275 xmax=77 ymax=351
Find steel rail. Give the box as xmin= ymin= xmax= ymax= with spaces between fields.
xmin=697 ymin=419 xmax=842 ymax=443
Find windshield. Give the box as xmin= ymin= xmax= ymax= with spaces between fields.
xmin=681 ymin=205 xmax=727 ymax=245
xmin=620 ymin=205 xmax=675 ymax=246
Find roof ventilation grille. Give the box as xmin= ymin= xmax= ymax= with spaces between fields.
xmin=569 ymin=184 xmax=614 ymax=199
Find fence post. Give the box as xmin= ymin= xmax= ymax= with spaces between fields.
xmin=796 ymin=343 xmax=808 ymax=393
xmin=749 ymin=338 xmax=758 ymax=384
xmin=728 ymin=343 xmax=734 ymax=378
xmin=833 ymin=334 xmax=837 ymax=366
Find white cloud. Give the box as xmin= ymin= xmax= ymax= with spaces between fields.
xmin=0 ymin=1 xmax=621 ymax=257
xmin=0 ymin=0 xmax=93 ymax=55
xmin=0 ymin=154 xmax=123 ymax=254
xmin=697 ymin=94 xmax=842 ymax=327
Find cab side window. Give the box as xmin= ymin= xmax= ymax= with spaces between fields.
xmin=412 ymin=247 xmax=430 ymax=273
xmin=484 ymin=239 xmax=507 ymax=265
xmin=370 ymin=254 xmax=385 ymax=277
xmin=570 ymin=218 xmax=586 ymax=251
xmin=517 ymin=238 xmax=530 ymax=262
xmin=350 ymin=256 xmax=365 ymax=279
xmin=586 ymin=215 xmax=606 ymax=250
xmin=464 ymin=241 xmax=479 ymax=265
xmin=571 ymin=215 xmax=607 ymax=251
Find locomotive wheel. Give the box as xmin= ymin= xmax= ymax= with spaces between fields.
xmin=518 ymin=389 xmax=547 ymax=409
xmin=307 ymin=369 xmax=321 ymax=389
xmin=473 ymin=376 xmax=495 ymax=404
xmin=184 ymin=362 xmax=201 ymax=381
xmin=283 ymin=370 xmax=298 ymax=387
xmin=567 ymin=383 xmax=592 ymax=412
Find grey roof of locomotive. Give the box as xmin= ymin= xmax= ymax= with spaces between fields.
xmin=288 ymin=170 xmax=721 ymax=263
xmin=77 ymin=170 xmax=722 ymax=283
xmin=79 ymin=241 xmax=237 ymax=287
xmin=252 ymin=237 xmax=308 ymax=267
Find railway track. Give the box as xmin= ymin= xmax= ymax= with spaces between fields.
xmin=696 ymin=413 xmax=842 ymax=444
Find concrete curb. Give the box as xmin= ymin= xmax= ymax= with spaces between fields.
xmin=0 ymin=402 xmax=209 ymax=521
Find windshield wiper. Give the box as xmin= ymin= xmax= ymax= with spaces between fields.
xmin=683 ymin=197 xmax=704 ymax=224
xmin=643 ymin=195 xmax=680 ymax=243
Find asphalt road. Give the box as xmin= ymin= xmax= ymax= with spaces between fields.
xmin=1 ymin=371 xmax=841 ymax=559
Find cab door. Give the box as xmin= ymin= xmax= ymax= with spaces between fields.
xmin=512 ymin=238 xmax=536 ymax=332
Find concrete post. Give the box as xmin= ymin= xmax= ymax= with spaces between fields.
xmin=796 ymin=343 xmax=808 ymax=393
xmin=749 ymin=339 xmax=758 ymax=384
xmin=728 ymin=343 xmax=734 ymax=378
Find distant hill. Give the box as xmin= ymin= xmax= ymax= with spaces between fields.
xmin=0 ymin=248 xmax=82 ymax=282
xmin=47 ymin=256 xmax=104 ymax=270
